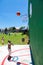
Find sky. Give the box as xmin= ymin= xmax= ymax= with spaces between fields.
xmin=0 ymin=0 xmax=28 ymax=29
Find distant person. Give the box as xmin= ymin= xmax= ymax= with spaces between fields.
xmin=7 ymin=40 xmax=14 ymax=60
xmin=1 ymin=36 xmax=4 ymax=45
xmin=27 ymin=39 xmax=30 ymax=44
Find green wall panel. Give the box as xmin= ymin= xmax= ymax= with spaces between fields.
xmin=29 ymin=0 xmax=43 ymax=65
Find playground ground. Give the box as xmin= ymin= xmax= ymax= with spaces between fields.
xmin=0 ymin=45 xmax=32 ymax=65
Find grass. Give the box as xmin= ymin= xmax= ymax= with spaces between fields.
xmin=0 ymin=32 xmax=29 ymax=45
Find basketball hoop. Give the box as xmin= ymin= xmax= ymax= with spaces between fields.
xmin=21 ymin=14 xmax=28 ymax=22
xmin=16 ymin=11 xmax=28 ymax=22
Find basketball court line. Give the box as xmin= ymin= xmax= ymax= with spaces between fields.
xmin=11 ymin=48 xmax=29 ymax=53
xmin=1 ymin=47 xmax=31 ymax=65
xmin=0 ymin=45 xmax=32 ymax=65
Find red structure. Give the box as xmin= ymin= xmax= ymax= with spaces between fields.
xmin=16 ymin=12 xmax=21 ymax=16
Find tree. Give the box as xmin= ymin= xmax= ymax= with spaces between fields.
xmin=19 ymin=26 xmax=25 ymax=30
xmin=12 ymin=27 xmax=16 ymax=32
xmin=0 ymin=29 xmax=1 ymax=32
xmin=8 ymin=27 xmax=16 ymax=33
xmin=4 ymin=28 xmax=8 ymax=34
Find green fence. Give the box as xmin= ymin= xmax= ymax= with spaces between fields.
xmin=29 ymin=0 xmax=43 ymax=65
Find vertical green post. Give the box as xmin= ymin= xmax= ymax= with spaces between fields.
xmin=29 ymin=0 xmax=43 ymax=65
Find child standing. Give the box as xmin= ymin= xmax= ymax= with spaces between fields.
xmin=8 ymin=40 xmax=13 ymax=60
xmin=1 ymin=36 xmax=4 ymax=45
